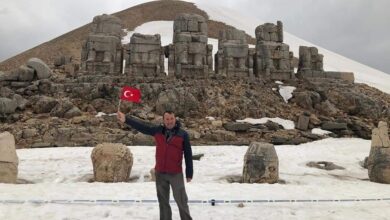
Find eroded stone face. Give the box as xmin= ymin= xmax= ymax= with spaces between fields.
xmin=242 ymin=142 xmax=279 ymax=184
xmin=81 ymin=14 xmax=124 ymax=74
xmin=91 ymin=143 xmax=133 ymax=182
xmin=368 ymin=121 xmax=390 ymax=184
xmin=0 ymin=132 xmax=19 ymax=184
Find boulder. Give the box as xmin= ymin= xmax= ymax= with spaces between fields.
xmin=242 ymin=142 xmax=278 ymax=183
xmin=50 ymin=100 xmax=74 ymax=117
xmin=91 ymin=98 xmax=116 ymax=113
xmin=327 ymin=91 xmax=381 ymax=119
xmin=367 ymin=121 xmax=390 ymax=184
xmin=188 ymin=129 xmax=201 ymax=139
xmin=63 ymin=107 xmax=82 ymax=119
xmin=91 ymin=143 xmax=133 ymax=182
xmin=321 ymin=122 xmax=347 ymax=131
xmin=0 ymin=98 xmax=18 ymax=114
xmin=0 ymin=87 xmax=14 ymax=97
xmin=0 ymin=71 xmax=18 ymax=81
xmin=22 ymin=129 xmax=39 ymax=139
xmin=12 ymin=94 xmax=28 ymax=110
xmin=0 ymin=132 xmax=19 ymax=183
xmin=27 ymin=58 xmax=52 ymax=79
xmin=292 ymin=91 xmax=321 ymax=110
xmin=33 ymin=96 xmax=59 ymax=114
xmin=264 ymin=120 xmax=283 ymax=131
xmin=15 ymin=65 xmax=35 ymax=81
xmin=133 ymin=132 xmax=155 ymax=146
xmin=155 ymin=88 xmax=198 ymax=117
xmin=223 ymin=122 xmax=251 ymax=132
xmin=50 ymin=100 xmax=82 ymax=118
xmin=315 ymin=100 xmax=339 ymax=116
xmin=0 ymin=71 xmax=8 ymax=81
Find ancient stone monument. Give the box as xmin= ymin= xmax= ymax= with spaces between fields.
xmin=254 ymin=21 xmax=293 ymax=80
xmin=297 ymin=46 xmax=324 ymax=78
xmin=126 ymin=33 xmax=165 ymax=77
xmin=0 ymin=132 xmax=19 ymax=184
xmin=297 ymin=46 xmax=355 ymax=82
xmin=215 ymin=28 xmax=254 ymax=77
xmin=81 ymin=14 xmax=124 ymax=74
xmin=242 ymin=142 xmax=279 ymax=183
xmin=367 ymin=121 xmax=390 ymax=184
xmin=91 ymin=143 xmax=133 ymax=182
xmin=166 ymin=13 xmax=213 ymax=78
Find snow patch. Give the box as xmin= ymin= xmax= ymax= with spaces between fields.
xmin=206 ymin=116 xmax=215 ymax=121
xmin=95 ymin=112 xmax=117 ymax=117
xmin=237 ymin=117 xmax=295 ymax=129
xmin=278 ymin=85 xmax=296 ymax=103
xmin=312 ymin=128 xmax=333 ymax=135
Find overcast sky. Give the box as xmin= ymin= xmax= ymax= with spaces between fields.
xmin=0 ymin=0 xmax=389 ymax=74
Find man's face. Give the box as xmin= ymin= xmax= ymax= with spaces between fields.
xmin=163 ymin=113 xmax=176 ymax=129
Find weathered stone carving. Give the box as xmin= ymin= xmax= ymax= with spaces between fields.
xmin=254 ymin=21 xmax=293 ymax=80
xmin=166 ymin=13 xmax=213 ymax=78
xmin=0 ymin=132 xmax=19 ymax=184
xmin=215 ymin=28 xmax=254 ymax=77
xmin=126 ymin=33 xmax=165 ymax=77
xmin=91 ymin=143 xmax=133 ymax=182
xmin=81 ymin=14 xmax=124 ymax=74
xmin=368 ymin=121 xmax=390 ymax=184
xmin=242 ymin=142 xmax=279 ymax=184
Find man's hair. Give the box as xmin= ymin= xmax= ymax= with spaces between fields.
xmin=163 ymin=110 xmax=175 ymax=118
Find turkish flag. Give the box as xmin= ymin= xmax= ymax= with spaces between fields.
xmin=120 ymin=86 xmax=141 ymax=103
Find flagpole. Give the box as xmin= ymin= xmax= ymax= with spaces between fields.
xmin=117 ymin=99 xmax=122 ymax=112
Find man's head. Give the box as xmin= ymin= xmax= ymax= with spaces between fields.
xmin=163 ymin=111 xmax=176 ymax=129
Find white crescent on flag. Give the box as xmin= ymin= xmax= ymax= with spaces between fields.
xmin=124 ymin=91 xmax=133 ymax=98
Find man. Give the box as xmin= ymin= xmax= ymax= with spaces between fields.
xmin=117 ymin=110 xmax=193 ymax=220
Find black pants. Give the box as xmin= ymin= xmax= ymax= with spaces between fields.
xmin=155 ymin=172 xmax=192 ymax=220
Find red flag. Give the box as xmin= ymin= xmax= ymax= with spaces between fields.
xmin=120 ymin=86 xmax=141 ymax=103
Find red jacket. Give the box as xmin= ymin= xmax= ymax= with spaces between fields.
xmin=125 ymin=116 xmax=193 ymax=178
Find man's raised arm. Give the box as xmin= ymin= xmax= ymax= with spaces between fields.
xmin=117 ymin=111 xmax=159 ymax=136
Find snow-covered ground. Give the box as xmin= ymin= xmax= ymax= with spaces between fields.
xmin=1 ymin=138 xmax=390 ymax=219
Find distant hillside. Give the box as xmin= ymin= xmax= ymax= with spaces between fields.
xmin=0 ymin=0 xmax=255 ymax=72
